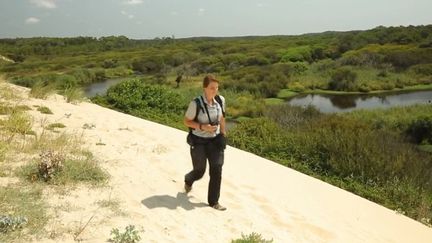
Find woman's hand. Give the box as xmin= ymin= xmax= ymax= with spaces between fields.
xmin=201 ymin=124 xmax=218 ymax=133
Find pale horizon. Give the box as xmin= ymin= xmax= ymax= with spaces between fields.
xmin=1 ymin=0 xmax=431 ymax=39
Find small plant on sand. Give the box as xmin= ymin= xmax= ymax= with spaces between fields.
xmin=82 ymin=123 xmax=96 ymax=129
xmin=0 ymin=186 xmax=47 ymax=242
xmin=37 ymin=106 xmax=53 ymax=114
xmin=0 ymin=80 xmax=20 ymax=100
xmin=64 ymin=87 xmax=84 ymax=104
xmin=20 ymin=150 xmax=108 ymax=185
xmin=37 ymin=150 xmax=64 ymax=182
xmin=0 ymin=215 xmax=28 ymax=233
xmin=109 ymin=225 xmax=141 ymax=243
xmin=0 ymin=104 xmax=31 ymax=115
xmin=231 ymin=232 xmax=273 ymax=243
xmin=46 ymin=123 xmax=66 ymax=131
xmin=29 ymin=81 xmax=55 ymax=99
xmin=0 ymin=103 xmax=13 ymax=115
xmin=2 ymin=111 xmax=35 ymax=141
xmin=0 ymin=141 xmax=7 ymax=162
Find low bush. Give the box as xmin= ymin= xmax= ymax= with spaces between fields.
xmin=406 ymin=115 xmax=432 ymax=144
xmin=231 ymin=232 xmax=273 ymax=243
xmin=37 ymin=106 xmax=53 ymax=114
xmin=93 ymin=79 xmax=185 ymax=128
xmin=0 ymin=215 xmax=28 ymax=233
xmin=1 ymin=111 xmax=33 ymax=137
xmin=109 ymin=225 xmax=141 ymax=243
xmin=0 ymin=186 xmax=47 ymax=242
xmin=19 ymin=152 xmax=108 ymax=185
xmin=328 ymin=67 xmax=358 ymax=91
xmin=37 ymin=150 xmax=64 ymax=182
xmin=46 ymin=123 xmax=66 ymax=131
xmin=30 ymin=81 xmax=56 ymax=99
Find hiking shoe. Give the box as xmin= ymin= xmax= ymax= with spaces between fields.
xmin=211 ymin=203 xmax=227 ymax=211
xmin=184 ymin=183 xmax=192 ymax=193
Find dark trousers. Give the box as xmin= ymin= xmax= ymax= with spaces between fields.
xmin=185 ymin=138 xmax=224 ymax=206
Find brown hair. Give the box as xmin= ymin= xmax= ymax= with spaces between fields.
xmin=203 ymin=74 xmax=219 ymax=88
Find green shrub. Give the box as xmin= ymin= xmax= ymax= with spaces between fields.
xmin=224 ymin=64 xmax=291 ymax=97
xmin=0 ymin=141 xmax=7 ymax=162
xmin=11 ymin=77 xmax=36 ymax=88
xmin=64 ymin=86 xmax=84 ymax=103
xmin=280 ymin=46 xmax=312 ymax=63
xmin=406 ymin=115 xmax=432 ymax=144
xmin=55 ymin=74 xmax=78 ymax=90
xmin=109 ymin=225 xmax=141 ymax=243
xmin=328 ymin=67 xmax=358 ymax=91
xmin=54 ymin=158 xmax=108 ymax=185
xmin=243 ymin=54 xmax=270 ymax=66
xmin=385 ymin=48 xmax=432 ymax=69
xmin=132 ymin=56 xmax=165 ymax=74
xmin=46 ymin=123 xmax=66 ymax=130
xmin=30 ymin=81 xmax=55 ymax=99
xmin=409 ymin=64 xmax=432 ymax=76
xmin=68 ymin=68 xmax=97 ymax=85
xmin=276 ymin=89 xmax=297 ymax=99
xmin=19 ymin=153 xmax=108 ymax=185
xmin=228 ymin=118 xmax=287 ymax=155
xmin=0 ymin=104 xmax=14 ymax=115
xmin=37 ymin=106 xmax=53 ymax=114
xmin=2 ymin=111 xmax=33 ymax=135
xmin=220 ymin=89 xmax=264 ymax=118
xmin=264 ymin=104 xmax=321 ymax=129
xmin=287 ymin=81 xmax=306 ymax=92
xmin=106 ymin=79 xmax=184 ymax=114
xmin=101 ymin=79 xmax=185 ymax=128
xmin=102 ymin=59 xmax=119 ymax=69
xmin=231 ymin=232 xmax=273 ymax=243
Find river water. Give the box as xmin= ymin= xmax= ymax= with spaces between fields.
xmin=287 ymin=90 xmax=432 ymax=113
xmin=85 ymin=78 xmax=432 ymax=113
xmin=84 ymin=78 xmax=128 ymax=97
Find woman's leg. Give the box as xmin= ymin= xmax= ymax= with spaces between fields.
xmin=185 ymin=144 xmax=207 ymax=187
xmin=206 ymin=143 xmax=224 ymax=206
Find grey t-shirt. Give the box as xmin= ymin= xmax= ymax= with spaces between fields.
xmin=185 ymin=94 xmax=225 ymax=138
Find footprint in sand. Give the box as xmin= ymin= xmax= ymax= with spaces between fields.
xmin=290 ymin=215 xmax=336 ymax=242
xmin=259 ymin=203 xmax=292 ymax=228
xmin=223 ymin=179 xmax=240 ymax=190
xmin=244 ymin=190 xmax=293 ymax=229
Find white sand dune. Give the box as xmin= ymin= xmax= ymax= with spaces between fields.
xmin=4 ymin=83 xmax=432 ymax=242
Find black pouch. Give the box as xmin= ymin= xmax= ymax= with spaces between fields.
xmin=214 ymin=134 xmax=226 ymax=151
xmin=186 ymin=132 xmax=194 ymax=146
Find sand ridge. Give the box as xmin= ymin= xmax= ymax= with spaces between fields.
xmin=3 ymin=83 xmax=432 ymax=242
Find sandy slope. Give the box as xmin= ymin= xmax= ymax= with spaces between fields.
xmin=4 ymin=83 xmax=432 ymax=243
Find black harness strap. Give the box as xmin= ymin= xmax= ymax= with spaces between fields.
xmin=190 ymin=95 xmax=225 ymax=131
xmin=200 ymin=96 xmax=214 ymax=124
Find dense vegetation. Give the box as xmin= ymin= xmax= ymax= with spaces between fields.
xmin=230 ymin=105 xmax=432 ymax=223
xmin=1 ymin=25 xmax=432 ymax=225
xmin=1 ymin=25 xmax=432 ymax=101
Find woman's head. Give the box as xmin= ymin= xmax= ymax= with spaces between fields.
xmin=203 ymin=74 xmax=219 ymax=99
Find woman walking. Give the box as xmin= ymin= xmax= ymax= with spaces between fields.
xmin=183 ymin=74 xmax=227 ymax=211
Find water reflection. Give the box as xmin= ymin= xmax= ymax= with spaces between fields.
xmin=287 ymin=90 xmax=432 ymax=113
xmin=329 ymin=95 xmax=357 ymax=109
xmin=84 ymin=78 xmax=129 ymax=97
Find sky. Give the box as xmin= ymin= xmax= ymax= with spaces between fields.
xmin=0 ymin=0 xmax=431 ymax=39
